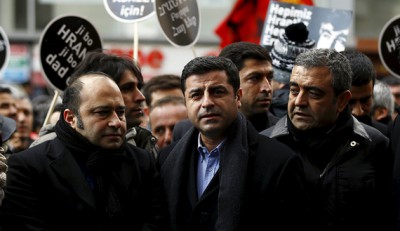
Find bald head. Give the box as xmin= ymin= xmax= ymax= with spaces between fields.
xmin=63 ymin=73 xmax=127 ymax=149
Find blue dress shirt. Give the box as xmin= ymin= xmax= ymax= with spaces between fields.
xmin=196 ymin=134 xmax=225 ymax=198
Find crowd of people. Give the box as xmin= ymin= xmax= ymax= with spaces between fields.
xmin=0 ymin=21 xmax=400 ymax=231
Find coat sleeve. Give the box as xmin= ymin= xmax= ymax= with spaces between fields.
xmin=0 ymin=151 xmax=47 ymax=230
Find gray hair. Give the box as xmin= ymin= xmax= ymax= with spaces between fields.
xmin=372 ymin=80 xmax=394 ymax=116
xmin=294 ymin=48 xmax=352 ymax=96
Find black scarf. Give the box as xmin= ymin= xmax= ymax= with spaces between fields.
xmin=54 ymin=117 xmax=128 ymax=228
xmin=161 ymin=112 xmax=249 ymax=231
xmin=287 ymin=106 xmax=353 ymax=170
xmin=247 ymin=112 xmax=270 ymax=132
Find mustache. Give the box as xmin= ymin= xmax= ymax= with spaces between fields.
xmin=257 ymin=92 xmax=271 ymax=100
xmin=198 ymin=109 xmax=220 ymax=119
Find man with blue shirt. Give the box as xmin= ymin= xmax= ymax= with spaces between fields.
xmin=157 ymin=56 xmax=309 ymax=231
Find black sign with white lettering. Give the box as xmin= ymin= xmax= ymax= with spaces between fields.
xmin=155 ymin=0 xmax=200 ymax=47
xmin=39 ymin=15 xmax=102 ymax=92
xmin=0 ymin=26 xmax=10 ymax=74
xmin=379 ymin=15 xmax=400 ymax=79
xmin=103 ymin=0 xmax=155 ymax=23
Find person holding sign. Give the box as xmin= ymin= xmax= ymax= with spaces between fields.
xmin=0 ymin=73 xmax=166 ymax=231
xmin=31 ymin=51 xmax=159 ymax=159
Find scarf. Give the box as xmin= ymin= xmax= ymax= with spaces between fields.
xmin=54 ymin=117 xmax=128 ymax=228
xmin=247 ymin=112 xmax=270 ymax=132
xmin=162 ymin=112 xmax=249 ymax=231
xmin=216 ymin=112 xmax=249 ymax=231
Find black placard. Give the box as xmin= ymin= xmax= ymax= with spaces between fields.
xmin=155 ymin=0 xmax=200 ymax=47
xmin=379 ymin=15 xmax=400 ymax=79
xmin=39 ymin=15 xmax=102 ymax=92
xmin=0 ymin=26 xmax=10 ymax=74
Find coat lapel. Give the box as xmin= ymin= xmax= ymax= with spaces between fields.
xmin=48 ymin=139 xmax=96 ymax=208
xmin=161 ymin=127 xmax=198 ymax=221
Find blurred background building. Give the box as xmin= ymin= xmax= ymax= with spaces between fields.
xmin=0 ymin=0 xmax=399 ymax=98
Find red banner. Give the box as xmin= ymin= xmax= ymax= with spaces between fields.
xmin=214 ymin=0 xmax=314 ymax=48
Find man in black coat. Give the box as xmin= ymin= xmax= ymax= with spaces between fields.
xmin=30 ymin=51 xmax=159 ymax=160
xmin=341 ymin=49 xmax=388 ymax=137
xmin=261 ymin=49 xmax=393 ymax=231
xmin=158 ymin=56 xmax=308 ymax=231
xmin=173 ymin=42 xmax=279 ymax=142
xmin=0 ymin=74 xmax=165 ymax=231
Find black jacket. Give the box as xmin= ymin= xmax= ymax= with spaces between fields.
xmin=261 ymin=116 xmax=393 ymax=231
xmin=159 ymin=113 xmax=308 ymax=231
xmin=389 ymin=115 xmax=400 ymax=230
xmin=0 ymin=138 xmax=165 ymax=231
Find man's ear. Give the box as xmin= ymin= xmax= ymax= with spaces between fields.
xmin=373 ymin=107 xmax=389 ymax=121
xmin=143 ymin=105 xmax=150 ymax=117
xmin=63 ymin=109 xmax=75 ymax=126
xmin=236 ymin=89 xmax=242 ymax=108
xmin=337 ymin=90 xmax=352 ymax=113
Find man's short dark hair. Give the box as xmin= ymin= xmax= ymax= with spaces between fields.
xmin=219 ymin=41 xmax=272 ymax=71
xmin=181 ymin=56 xmax=240 ymax=94
xmin=340 ymin=49 xmax=376 ymax=86
xmin=141 ymin=74 xmax=181 ymax=106
xmin=70 ymin=50 xmax=144 ymax=88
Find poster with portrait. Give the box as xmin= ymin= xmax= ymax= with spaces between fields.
xmin=260 ymin=1 xmax=353 ymax=52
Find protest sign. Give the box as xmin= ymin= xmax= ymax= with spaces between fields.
xmin=155 ymin=0 xmax=200 ymax=48
xmin=379 ymin=15 xmax=400 ymax=79
xmin=39 ymin=15 xmax=102 ymax=92
xmin=260 ymin=1 xmax=352 ymax=52
xmin=0 ymin=26 xmax=10 ymax=75
xmin=103 ymin=0 xmax=155 ymax=23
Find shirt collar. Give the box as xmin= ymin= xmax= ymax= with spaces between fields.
xmin=197 ymin=133 xmax=225 ymax=159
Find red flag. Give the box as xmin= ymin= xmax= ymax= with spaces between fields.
xmin=215 ymin=0 xmax=314 ymax=48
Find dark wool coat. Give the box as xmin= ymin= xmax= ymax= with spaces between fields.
xmin=158 ymin=113 xmax=309 ymax=231
xmin=0 ymin=138 xmax=165 ymax=231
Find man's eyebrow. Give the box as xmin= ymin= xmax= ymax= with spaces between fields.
xmin=92 ymin=105 xmax=126 ymax=110
xmin=188 ymin=87 xmax=203 ymax=93
xmin=289 ymin=82 xmax=324 ymax=93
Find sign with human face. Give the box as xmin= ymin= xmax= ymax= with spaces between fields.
xmin=379 ymin=15 xmax=400 ymax=79
xmin=260 ymin=1 xmax=353 ymax=52
xmin=155 ymin=0 xmax=200 ymax=48
xmin=103 ymin=0 xmax=155 ymax=23
xmin=39 ymin=15 xmax=102 ymax=92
